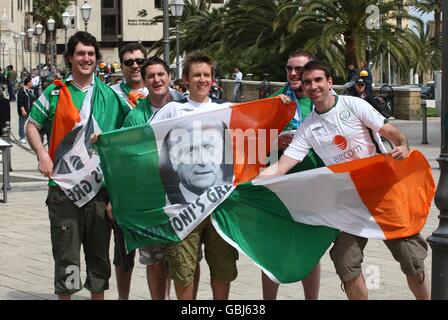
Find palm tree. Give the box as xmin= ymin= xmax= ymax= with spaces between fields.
xmin=30 ymin=0 xmax=71 ymax=66
xmin=411 ymin=19 xmax=441 ymax=80
xmin=149 ymin=0 xmax=223 ymax=60
xmin=278 ymin=0 xmax=424 ymax=78
xmin=412 ymin=0 xmax=442 ymax=46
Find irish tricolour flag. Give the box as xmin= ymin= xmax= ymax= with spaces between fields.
xmin=97 ymin=97 xmax=435 ymax=283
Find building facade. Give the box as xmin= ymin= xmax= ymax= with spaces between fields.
xmin=0 ymin=0 xmax=227 ymax=73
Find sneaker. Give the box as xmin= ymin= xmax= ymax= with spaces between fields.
xmin=20 ymin=138 xmax=26 ymax=144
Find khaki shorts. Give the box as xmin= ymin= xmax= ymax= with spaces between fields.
xmin=330 ymin=232 xmax=428 ymax=282
xmin=164 ymin=216 xmax=238 ymax=287
xmin=139 ymin=243 xmax=203 ymax=266
xmin=47 ymin=187 xmax=111 ymax=295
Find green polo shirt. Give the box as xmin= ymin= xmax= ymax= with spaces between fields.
xmin=28 ymin=77 xmax=131 ymax=186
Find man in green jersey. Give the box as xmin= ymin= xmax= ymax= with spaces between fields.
xmin=110 ymin=43 xmax=148 ymax=109
xmin=26 ymin=32 xmax=131 ymax=300
xmin=109 ymin=42 xmax=150 ymax=300
xmin=263 ymin=50 xmax=322 ymax=300
xmin=109 ymin=55 xmax=188 ymax=300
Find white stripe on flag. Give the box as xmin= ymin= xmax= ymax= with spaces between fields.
xmin=254 ymin=168 xmax=386 ymax=239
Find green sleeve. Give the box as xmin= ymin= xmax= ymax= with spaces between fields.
xmin=123 ymin=99 xmax=150 ymax=128
xmin=269 ymin=86 xmax=286 ymax=98
xmin=123 ymin=110 xmax=140 ymax=128
xmin=28 ymin=83 xmax=58 ymax=129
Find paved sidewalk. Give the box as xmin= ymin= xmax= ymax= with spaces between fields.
xmin=0 ymin=104 xmax=442 ymax=300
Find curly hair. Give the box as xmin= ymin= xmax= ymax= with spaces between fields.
xmin=63 ymin=31 xmax=101 ymax=70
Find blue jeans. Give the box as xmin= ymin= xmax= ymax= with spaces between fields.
xmin=18 ymin=116 xmax=27 ymax=139
xmin=8 ymin=81 xmax=16 ymax=101
xmin=232 ymin=82 xmax=241 ymax=102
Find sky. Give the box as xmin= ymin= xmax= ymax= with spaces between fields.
xmin=410 ymin=7 xmax=434 ymax=24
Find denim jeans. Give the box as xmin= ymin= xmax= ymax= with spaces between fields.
xmin=232 ymin=82 xmax=241 ymax=102
xmin=18 ymin=115 xmax=27 ymax=140
xmin=8 ymin=81 xmax=16 ymax=101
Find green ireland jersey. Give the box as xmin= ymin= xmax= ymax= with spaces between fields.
xmin=28 ymin=76 xmax=131 ymax=186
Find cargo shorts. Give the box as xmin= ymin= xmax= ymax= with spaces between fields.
xmin=139 ymin=243 xmax=204 ymax=266
xmin=330 ymin=232 xmax=428 ymax=283
xmin=47 ymin=187 xmax=111 ymax=295
xmin=164 ymin=216 xmax=238 ymax=287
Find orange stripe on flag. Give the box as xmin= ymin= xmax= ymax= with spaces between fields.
xmin=328 ymin=150 xmax=435 ymax=239
xmin=230 ymin=97 xmax=295 ymax=185
xmin=49 ymin=80 xmax=81 ymax=161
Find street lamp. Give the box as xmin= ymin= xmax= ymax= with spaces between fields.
xmin=19 ymin=32 xmax=25 ymax=73
xmin=62 ymin=11 xmax=71 ymax=51
xmin=47 ymin=17 xmax=55 ymax=79
xmin=13 ymin=34 xmax=19 ymax=73
xmin=366 ymin=35 xmax=372 ymax=69
xmin=35 ymin=23 xmax=44 ymax=81
xmin=27 ymin=27 xmax=34 ymax=73
xmin=427 ymin=0 xmax=448 ymax=300
xmin=0 ymin=10 xmax=7 ymax=67
xmin=80 ymin=1 xmax=92 ymax=32
xmin=169 ymin=0 xmax=184 ymax=80
xmin=162 ymin=0 xmax=170 ymax=64
xmin=0 ymin=41 xmax=5 ymax=70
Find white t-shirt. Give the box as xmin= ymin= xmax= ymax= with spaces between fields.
xmin=155 ymin=96 xmax=231 ymax=118
xmin=233 ymin=71 xmax=243 ymax=83
xmin=31 ymin=75 xmax=40 ymax=87
xmin=284 ymin=95 xmax=387 ymax=166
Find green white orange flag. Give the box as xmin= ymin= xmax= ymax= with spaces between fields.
xmin=211 ymin=150 xmax=434 ymax=282
xmin=96 ymin=97 xmax=435 ymax=283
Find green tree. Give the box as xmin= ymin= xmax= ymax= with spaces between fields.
xmin=412 ymin=0 xmax=442 ymax=46
xmin=279 ymin=0 xmax=424 ymax=78
xmin=411 ymin=19 xmax=441 ymax=81
xmin=30 ymin=0 xmax=71 ymax=66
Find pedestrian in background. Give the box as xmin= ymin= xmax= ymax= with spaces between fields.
xmin=16 ymin=77 xmax=34 ymax=144
xmin=231 ymin=66 xmax=242 ymax=102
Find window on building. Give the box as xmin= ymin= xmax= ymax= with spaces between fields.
xmin=102 ymin=0 xmax=115 ymax=9
xmin=101 ymin=0 xmax=122 ymax=43
xmin=154 ymin=0 xmax=162 ymax=9
xmin=102 ymin=15 xmax=117 ymax=37
xmin=11 ymin=0 xmax=14 ymax=22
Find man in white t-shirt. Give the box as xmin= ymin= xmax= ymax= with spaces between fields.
xmin=260 ymin=60 xmax=429 ymax=300
xmin=162 ymin=52 xmax=238 ymax=301
xmin=231 ymin=66 xmax=243 ymax=102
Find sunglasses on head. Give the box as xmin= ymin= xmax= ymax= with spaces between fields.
xmin=286 ymin=65 xmax=303 ymax=73
xmin=123 ymin=58 xmax=146 ymax=67
xmin=356 ymin=83 xmax=365 ymax=86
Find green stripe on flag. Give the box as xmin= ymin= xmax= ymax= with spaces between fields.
xmin=212 ymin=151 xmax=337 ymax=283
xmin=212 ymin=182 xmax=339 ymax=283
xmin=97 ymin=124 xmax=181 ymax=250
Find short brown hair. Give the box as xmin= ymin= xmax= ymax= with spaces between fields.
xmin=288 ymin=50 xmax=314 ymax=60
xmin=301 ymin=60 xmax=331 ymax=79
xmin=119 ymin=43 xmax=147 ymax=63
xmin=182 ymin=51 xmax=214 ymax=79
xmin=64 ymin=31 xmax=101 ymax=70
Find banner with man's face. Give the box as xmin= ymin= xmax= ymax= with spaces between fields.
xmin=97 ymin=97 xmax=296 ymax=249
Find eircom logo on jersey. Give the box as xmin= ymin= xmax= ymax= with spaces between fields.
xmin=332 ymin=135 xmax=363 ymax=163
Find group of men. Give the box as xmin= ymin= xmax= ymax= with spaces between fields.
xmin=25 ymin=30 xmax=429 ymax=300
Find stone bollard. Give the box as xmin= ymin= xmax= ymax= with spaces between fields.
xmin=2 ymin=122 xmax=12 ymax=191
xmin=421 ymin=101 xmax=428 ymax=145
